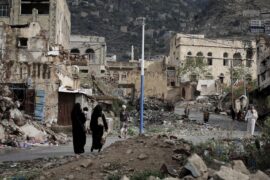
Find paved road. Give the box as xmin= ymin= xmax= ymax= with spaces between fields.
xmin=0 ymin=136 xmax=121 ymax=162
xmin=174 ymin=107 xmax=260 ymax=144
xmin=0 ymin=107 xmax=260 ymax=162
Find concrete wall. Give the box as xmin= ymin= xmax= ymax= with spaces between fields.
xmin=169 ymin=33 xmax=257 ymax=85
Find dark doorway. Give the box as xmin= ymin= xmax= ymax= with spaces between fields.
xmin=58 ymin=93 xmax=75 ymax=125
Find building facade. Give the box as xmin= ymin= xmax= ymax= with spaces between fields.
xmin=0 ymin=0 xmax=71 ymax=49
xmin=70 ymin=35 xmax=107 ymax=78
xmin=168 ymin=33 xmax=257 ymax=85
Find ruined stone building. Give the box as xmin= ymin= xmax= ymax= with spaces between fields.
xmin=0 ymin=0 xmax=79 ymax=123
xmin=104 ymin=59 xmax=168 ymax=100
xmin=168 ymin=34 xmax=257 ymax=86
xmin=69 ymin=35 xmax=107 ymax=80
xmin=0 ymin=0 xmax=71 ymax=49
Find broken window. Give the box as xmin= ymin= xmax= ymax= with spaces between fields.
xmin=80 ymin=69 xmax=88 ymax=73
xmin=187 ymin=51 xmax=192 ymax=56
xmin=27 ymin=64 xmax=31 ymax=77
xmin=21 ymin=0 xmax=49 ymax=15
xmin=0 ymin=3 xmax=9 ymax=17
xmin=47 ymin=66 xmax=51 ymax=79
xmin=18 ymin=38 xmax=28 ymax=48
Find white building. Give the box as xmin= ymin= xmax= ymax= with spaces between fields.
xmin=168 ymin=33 xmax=257 ymax=85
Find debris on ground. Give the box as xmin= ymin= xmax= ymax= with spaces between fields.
xmin=31 ymin=135 xmax=269 ymax=180
xmin=0 ymin=85 xmax=69 ymax=148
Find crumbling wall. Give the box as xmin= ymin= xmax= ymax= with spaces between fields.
xmin=127 ymin=71 xmax=167 ymax=99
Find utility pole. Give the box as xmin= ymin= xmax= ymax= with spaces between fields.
xmin=138 ymin=17 xmax=145 ymax=134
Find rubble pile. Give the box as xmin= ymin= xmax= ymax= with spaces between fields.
xmin=0 ymin=86 xmax=68 ymax=148
xmin=131 ymin=98 xmax=177 ymax=123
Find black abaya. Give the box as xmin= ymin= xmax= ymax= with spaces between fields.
xmin=71 ymin=103 xmax=86 ymax=154
xmin=90 ymin=105 xmax=108 ymax=151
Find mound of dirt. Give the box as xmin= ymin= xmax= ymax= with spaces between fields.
xmin=41 ymin=135 xmax=192 ymax=180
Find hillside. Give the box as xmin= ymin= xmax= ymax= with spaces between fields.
xmin=67 ymin=0 xmax=270 ymax=60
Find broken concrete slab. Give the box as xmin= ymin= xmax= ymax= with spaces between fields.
xmin=214 ymin=166 xmax=249 ymax=180
xmin=0 ymin=124 xmax=5 ymax=141
xmin=184 ymin=154 xmax=208 ymax=178
xmin=20 ymin=124 xmax=47 ymax=143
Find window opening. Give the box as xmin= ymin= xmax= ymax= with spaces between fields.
xmin=21 ymin=0 xmax=49 ymax=15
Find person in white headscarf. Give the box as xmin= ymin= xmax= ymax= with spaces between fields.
xmin=119 ymin=105 xmax=129 ymax=138
xmin=245 ymin=106 xmax=258 ymax=136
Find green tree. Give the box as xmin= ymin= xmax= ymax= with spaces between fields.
xmin=177 ymin=56 xmax=209 ymax=81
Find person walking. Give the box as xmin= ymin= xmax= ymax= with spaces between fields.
xmin=119 ymin=105 xmax=129 ymax=139
xmin=184 ymin=104 xmax=190 ymax=119
xmin=71 ymin=103 xmax=86 ymax=158
xmin=90 ymin=104 xmax=108 ymax=152
xmin=83 ymin=107 xmax=92 ymax=134
xmin=245 ymin=106 xmax=258 ymax=136
xmin=203 ymin=108 xmax=210 ymax=123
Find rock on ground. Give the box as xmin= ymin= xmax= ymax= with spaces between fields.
xmin=232 ymin=160 xmax=250 ymax=175
xmin=184 ymin=153 xmax=208 ymax=178
xmin=249 ymin=170 xmax=270 ymax=180
xmin=214 ymin=166 xmax=249 ymax=180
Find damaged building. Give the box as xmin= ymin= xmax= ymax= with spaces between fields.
xmin=0 ymin=0 xmax=79 ymax=123
xmin=69 ymin=35 xmax=107 ymax=79
xmin=251 ymin=35 xmax=270 ymax=116
xmin=168 ymin=33 xmax=257 ymax=100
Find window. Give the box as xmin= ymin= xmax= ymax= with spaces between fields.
xmin=223 ymin=53 xmax=229 ymax=66
xmin=196 ymin=52 xmax=203 ymax=57
xmin=80 ymin=69 xmax=88 ymax=73
xmin=21 ymin=0 xmax=49 ymax=15
xmin=70 ymin=48 xmax=80 ymax=54
xmin=85 ymin=49 xmax=95 ymax=62
xmin=207 ymin=52 xmax=213 ymax=66
xmin=233 ymin=53 xmax=242 ymax=66
xmin=18 ymin=38 xmax=28 ymax=48
xmin=0 ymin=4 xmax=9 ymax=17
xmin=187 ymin=51 xmax=192 ymax=56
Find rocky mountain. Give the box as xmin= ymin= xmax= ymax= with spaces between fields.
xmin=67 ymin=0 xmax=269 ymax=60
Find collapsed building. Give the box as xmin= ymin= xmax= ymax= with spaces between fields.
xmin=167 ymin=33 xmax=258 ymax=100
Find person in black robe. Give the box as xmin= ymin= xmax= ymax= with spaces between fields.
xmin=71 ymin=103 xmax=86 ymax=156
xmin=90 ymin=104 xmax=108 ymax=152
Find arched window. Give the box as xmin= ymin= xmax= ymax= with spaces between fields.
xmin=85 ymin=48 xmax=95 ymax=62
xmin=233 ymin=53 xmax=242 ymax=66
xmin=207 ymin=52 xmax=213 ymax=66
xmin=223 ymin=52 xmax=229 ymax=66
xmin=196 ymin=52 xmax=203 ymax=57
xmin=187 ymin=51 xmax=192 ymax=56
xmin=70 ymin=48 xmax=80 ymax=54
xmin=196 ymin=52 xmax=204 ymax=64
